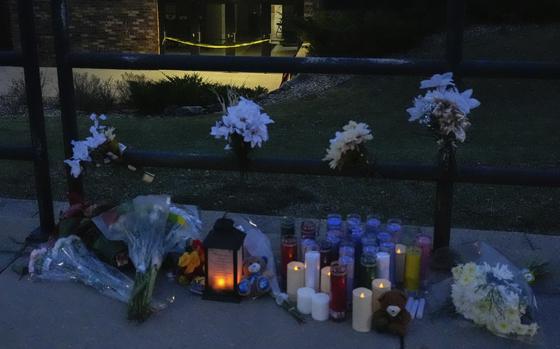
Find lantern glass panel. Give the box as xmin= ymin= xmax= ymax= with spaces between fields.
xmin=207 ymin=248 xmax=243 ymax=292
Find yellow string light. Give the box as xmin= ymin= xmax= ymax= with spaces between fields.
xmin=163 ymin=36 xmax=270 ymax=49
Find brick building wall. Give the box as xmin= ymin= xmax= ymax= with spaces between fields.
xmin=8 ymin=0 xmax=160 ymax=65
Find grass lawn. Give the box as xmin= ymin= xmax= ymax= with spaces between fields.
xmin=1 ymin=25 xmax=559 ymax=234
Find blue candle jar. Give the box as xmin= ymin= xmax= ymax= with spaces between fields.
xmin=386 ymin=218 xmax=402 ymax=242
xmin=326 ymin=213 xmax=343 ymax=232
xmin=345 ymin=213 xmax=362 ymax=235
xmin=366 ymin=214 xmax=382 ymax=234
xmin=376 ymin=232 xmax=392 ymax=246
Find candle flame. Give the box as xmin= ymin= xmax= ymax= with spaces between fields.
xmin=217 ymin=278 xmax=226 ymax=288
xmin=396 ymin=248 xmax=402 ymax=254
xmin=327 ymin=272 xmax=331 ymax=276
xmin=360 ymin=292 xmax=365 ymax=299
xmin=294 ymin=266 xmax=300 ymax=271
xmin=380 ymin=282 xmax=384 ymax=288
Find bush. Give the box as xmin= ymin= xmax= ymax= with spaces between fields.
xmin=2 ymin=74 xmax=47 ymax=115
xmin=123 ymin=73 xmax=268 ymax=115
xmin=72 ymin=72 xmax=118 ymax=113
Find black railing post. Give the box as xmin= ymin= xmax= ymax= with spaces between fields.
xmin=433 ymin=0 xmax=466 ymax=250
xmin=260 ymin=1 xmax=272 ymax=57
xmin=52 ymin=0 xmax=83 ymax=196
xmin=18 ymin=0 xmax=55 ymax=239
xmin=225 ymin=1 xmax=237 ymax=56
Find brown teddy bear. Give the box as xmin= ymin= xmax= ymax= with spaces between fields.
xmin=372 ymin=289 xmax=412 ymax=337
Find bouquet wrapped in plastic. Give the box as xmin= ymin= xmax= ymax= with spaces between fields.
xmin=433 ymin=241 xmax=539 ymax=342
xmin=93 ymin=195 xmax=201 ymax=321
xmin=28 ymin=235 xmax=133 ymax=303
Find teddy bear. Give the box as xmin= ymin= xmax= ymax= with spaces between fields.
xmin=372 ymin=289 xmax=412 ymax=337
xmin=238 ymin=256 xmax=271 ymax=299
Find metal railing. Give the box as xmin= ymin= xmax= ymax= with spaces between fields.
xmin=0 ymin=0 xmax=55 ymax=240
xmin=51 ymin=0 xmax=560 ymax=249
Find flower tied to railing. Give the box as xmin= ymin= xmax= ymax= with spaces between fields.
xmin=323 ymin=120 xmax=374 ymax=174
xmin=407 ymin=72 xmax=480 ymax=149
xmin=210 ymin=91 xmax=274 ymax=176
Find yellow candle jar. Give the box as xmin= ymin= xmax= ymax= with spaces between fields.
xmin=404 ymin=246 xmax=421 ymax=291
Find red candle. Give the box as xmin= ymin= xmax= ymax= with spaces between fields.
xmin=329 ymin=262 xmax=347 ymax=321
xmin=416 ymin=234 xmax=432 ymax=284
xmin=281 ymin=236 xmax=298 ymax=280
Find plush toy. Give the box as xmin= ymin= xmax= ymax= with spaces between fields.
xmin=372 ymin=289 xmax=412 ymax=337
xmin=238 ymin=256 xmax=271 ymax=299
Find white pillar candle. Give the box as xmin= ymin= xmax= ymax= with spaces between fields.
xmin=311 ymin=292 xmax=330 ymax=321
xmin=297 ymin=287 xmax=315 ymax=315
xmin=320 ymin=266 xmax=331 ymax=294
xmin=287 ymin=261 xmax=305 ymax=302
xmin=305 ymin=251 xmax=321 ymax=291
xmin=395 ymin=244 xmax=407 ymax=284
xmin=352 ymin=288 xmax=373 ymax=332
xmin=376 ymin=252 xmax=391 ymax=280
xmin=371 ymin=278 xmax=391 ymax=312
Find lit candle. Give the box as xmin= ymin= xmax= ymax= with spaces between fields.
xmin=404 ymin=246 xmax=421 ymax=291
xmin=329 ymin=262 xmax=347 ymax=321
xmin=311 ymin=292 xmax=330 ymax=321
xmin=352 ymin=288 xmax=373 ymax=332
xmin=371 ymin=278 xmax=391 ymax=312
xmin=297 ymin=287 xmax=315 ymax=315
xmin=287 ymin=261 xmax=305 ymax=301
xmin=320 ymin=266 xmax=331 ymax=294
xmin=305 ymin=251 xmax=321 ymax=291
xmin=376 ymin=252 xmax=390 ymax=280
xmin=395 ymin=244 xmax=407 ymax=284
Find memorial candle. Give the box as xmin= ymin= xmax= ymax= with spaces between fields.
xmin=281 ymin=235 xmax=297 ymax=282
xmin=339 ymin=255 xmax=354 ymax=307
xmin=376 ymin=232 xmax=392 ymax=246
xmin=366 ymin=214 xmax=381 ymax=234
xmin=380 ymin=242 xmax=396 ymax=283
xmin=320 ymin=266 xmax=331 ymax=294
xmin=352 ymin=288 xmax=373 ymax=332
xmin=286 ymin=261 xmax=305 ymax=301
xmin=318 ymin=239 xmax=333 ymax=269
xmin=371 ymin=278 xmax=391 ymax=312
xmin=416 ymin=234 xmax=432 ymax=284
xmin=305 ymin=251 xmax=321 ymax=291
xmin=386 ymin=218 xmax=402 ymax=242
xmin=395 ymin=244 xmax=407 ymax=284
xmin=311 ymin=292 xmax=330 ymax=321
xmin=326 ymin=213 xmax=343 ymax=231
xmin=297 ymin=287 xmax=315 ymax=315
xmin=376 ymin=251 xmax=391 ymax=280
xmin=359 ymin=252 xmax=377 ymax=288
xmin=329 ymin=262 xmax=347 ymax=321
xmin=404 ymin=246 xmax=421 ymax=291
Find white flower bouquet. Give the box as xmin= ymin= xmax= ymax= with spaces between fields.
xmin=407 ymin=72 xmax=480 ymax=147
xmin=64 ymin=113 xmax=126 ymax=178
xmin=210 ymin=93 xmax=273 ymax=173
xmin=433 ymin=241 xmax=540 ymax=342
xmin=323 ymin=120 xmax=373 ymax=170
xmin=28 ymin=235 xmax=133 ymax=303
xmin=93 ymin=196 xmax=201 ymax=321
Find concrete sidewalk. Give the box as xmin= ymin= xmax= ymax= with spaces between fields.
xmin=0 ymin=197 xmax=559 ymax=349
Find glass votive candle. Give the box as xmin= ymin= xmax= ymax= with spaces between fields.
xmin=302 ymin=238 xmax=319 ymax=255
xmin=338 ymin=255 xmax=354 ymax=309
xmin=318 ymin=239 xmax=333 ymax=269
xmin=281 ymin=235 xmax=298 ymax=281
xmin=380 ymin=241 xmax=396 ymax=284
xmin=366 ymin=214 xmax=382 ymax=234
xmin=300 ymin=219 xmax=318 ymax=240
xmin=326 ymin=230 xmax=342 ymax=261
xmin=415 ymin=234 xmax=432 ymax=285
xmin=359 ymin=252 xmax=377 ymax=288
xmin=376 ymin=231 xmax=392 ymax=246
xmin=329 ymin=262 xmax=347 ymax=321
xmin=404 ymin=246 xmax=421 ymax=292
xmin=339 ymin=240 xmax=355 ymax=258
xmin=281 ymin=216 xmax=295 ymax=237
xmin=346 ymin=213 xmax=362 ymax=235
xmin=386 ymin=218 xmax=403 ymax=242
xmin=326 ymin=213 xmax=343 ymax=231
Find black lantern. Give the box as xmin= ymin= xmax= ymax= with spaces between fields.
xmin=203 ymin=217 xmax=246 ymax=302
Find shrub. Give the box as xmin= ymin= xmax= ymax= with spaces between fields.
xmin=2 ymin=74 xmax=47 ymax=115
xmin=72 ymin=72 xmax=118 ymax=113
xmin=123 ymin=73 xmax=268 ymax=115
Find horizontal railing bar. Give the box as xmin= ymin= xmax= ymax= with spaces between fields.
xmin=0 ymin=51 xmax=22 ymax=67
xmin=68 ymin=53 xmax=560 ymax=79
xmin=123 ymin=150 xmax=560 ymax=187
xmin=0 ymin=145 xmax=34 ymax=161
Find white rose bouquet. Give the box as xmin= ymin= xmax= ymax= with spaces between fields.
xmin=407 ymin=72 xmax=480 ymax=147
xmin=323 ymin=120 xmax=373 ymax=170
xmin=210 ymin=92 xmax=274 ymax=174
